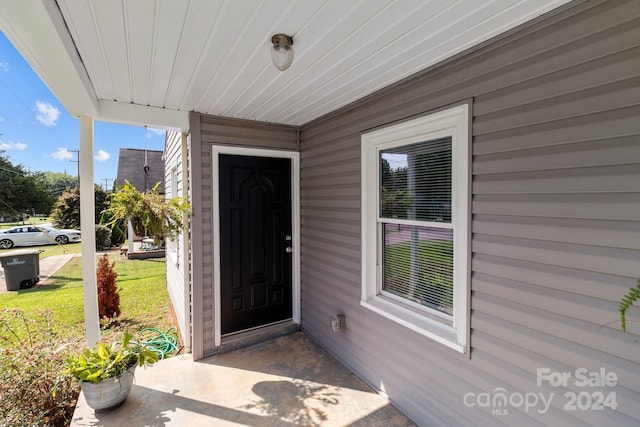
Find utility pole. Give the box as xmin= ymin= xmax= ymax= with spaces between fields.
xmin=69 ymin=149 xmax=80 ymax=188
xmin=101 ymin=178 xmax=112 ymax=192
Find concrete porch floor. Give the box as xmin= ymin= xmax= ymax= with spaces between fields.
xmin=71 ymin=332 xmax=416 ymax=426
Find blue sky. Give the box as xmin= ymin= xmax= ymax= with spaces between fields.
xmin=0 ymin=31 xmax=165 ymax=189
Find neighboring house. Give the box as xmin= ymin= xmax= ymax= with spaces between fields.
xmin=3 ymin=1 xmax=639 ymax=425
xmin=115 ymin=148 xmax=165 ymax=194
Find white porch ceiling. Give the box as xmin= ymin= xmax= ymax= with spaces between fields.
xmin=0 ymin=0 xmax=570 ymax=130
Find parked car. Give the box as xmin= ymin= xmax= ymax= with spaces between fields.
xmin=0 ymin=225 xmax=81 ymax=249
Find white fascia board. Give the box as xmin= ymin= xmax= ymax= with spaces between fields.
xmin=97 ymin=100 xmax=190 ymax=133
xmin=0 ymin=0 xmax=98 ymax=117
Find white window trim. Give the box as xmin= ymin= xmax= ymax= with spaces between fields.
xmin=361 ymin=104 xmax=470 ymax=354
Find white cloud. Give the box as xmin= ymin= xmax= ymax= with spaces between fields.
xmin=0 ymin=141 xmax=27 ymax=150
xmin=51 ymin=147 xmax=72 ymax=160
xmin=0 ymin=62 xmax=8 ymax=72
xmin=0 ymin=115 xmax=5 ymax=122
xmin=145 ymin=128 xmax=165 ymax=139
xmin=94 ymin=149 xmax=110 ymax=162
xmin=35 ymin=101 xmax=61 ymax=126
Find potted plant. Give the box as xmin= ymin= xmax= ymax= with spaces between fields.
xmin=64 ymin=331 xmax=158 ymax=411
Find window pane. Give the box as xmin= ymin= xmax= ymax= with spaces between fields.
xmin=382 ymin=223 xmax=453 ymax=315
xmin=380 ymin=137 xmax=451 ymax=222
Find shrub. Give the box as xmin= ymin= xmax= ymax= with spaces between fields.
xmin=97 ymin=254 xmax=120 ymax=320
xmin=105 ymin=181 xmax=190 ymax=245
xmin=51 ymin=185 xmax=109 ymax=229
xmin=99 ymin=211 xmax=125 ymax=247
xmin=0 ymin=308 xmax=80 ymax=427
xmin=95 ymin=224 xmax=112 ymax=250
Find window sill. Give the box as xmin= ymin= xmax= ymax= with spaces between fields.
xmin=361 ymin=296 xmax=465 ymax=354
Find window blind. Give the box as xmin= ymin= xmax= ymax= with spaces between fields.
xmin=380 ymin=137 xmax=452 ymax=222
xmin=379 ymin=137 xmax=454 ymax=315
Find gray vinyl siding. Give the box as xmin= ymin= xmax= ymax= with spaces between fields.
xmin=192 ymin=114 xmax=298 ymax=356
xmin=164 ymin=131 xmax=188 ymax=346
xmin=298 ymin=1 xmax=640 ymax=426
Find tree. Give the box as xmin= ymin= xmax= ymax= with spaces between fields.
xmin=26 ymin=172 xmax=55 ymax=215
xmin=50 ymin=185 xmax=109 ymax=229
xmin=41 ymin=171 xmax=78 ymax=199
xmin=0 ymin=152 xmax=55 ymax=217
xmin=380 ymin=158 xmax=412 ymax=218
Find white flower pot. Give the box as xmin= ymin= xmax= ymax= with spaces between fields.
xmin=80 ymin=365 xmax=136 ymax=412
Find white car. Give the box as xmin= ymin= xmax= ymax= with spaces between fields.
xmin=0 ymin=225 xmax=81 ymax=249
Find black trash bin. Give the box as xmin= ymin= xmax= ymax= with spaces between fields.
xmin=0 ymin=249 xmax=42 ymax=290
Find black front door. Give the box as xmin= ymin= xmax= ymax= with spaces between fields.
xmin=219 ymin=154 xmax=293 ymax=335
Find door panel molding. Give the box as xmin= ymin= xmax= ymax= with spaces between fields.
xmin=211 ymin=145 xmax=300 ymax=348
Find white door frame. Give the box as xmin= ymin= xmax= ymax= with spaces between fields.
xmin=211 ymin=145 xmax=300 ymax=347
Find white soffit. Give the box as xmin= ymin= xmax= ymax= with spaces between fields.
xmin=2 ymin=0 xmax=570 ymax=128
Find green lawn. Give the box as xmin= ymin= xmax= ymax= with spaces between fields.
xmin=0 ymin=252 xmax=173 ymax=426
xmin=0 ymin=253 xmax=173 ymax=340
xmin=0 ymin=242 xmax=83 ymax=259
xmin=0 ymin=217 xmax=52 ymax=229
xmin=383 ymin=239 xmax=454 ymax=314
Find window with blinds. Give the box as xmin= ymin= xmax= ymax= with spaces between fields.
xmin=379 ymin=138 xmax=453 ymax=315
xmin=361 ymin=103 xmax=469 ymax=353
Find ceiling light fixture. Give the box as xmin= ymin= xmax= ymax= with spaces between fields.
xmin=271 ymin=34 xmax=294 ymax=71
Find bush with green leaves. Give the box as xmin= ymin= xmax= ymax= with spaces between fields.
xmin=105 ymin=181 xmax=190 ymax=245
xmin=0 ymin=308 xmax=81 ymax=427
xmin=51 ymin=185 xmax=109 ymax=229
xmin=99 ymin=210 xmax=125 ymax=247
xmin=95 ymin=224 xmax=112 ymax=250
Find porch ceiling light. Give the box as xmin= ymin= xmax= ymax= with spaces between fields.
xmin=271 ymin=34 xmax=294 ymax=71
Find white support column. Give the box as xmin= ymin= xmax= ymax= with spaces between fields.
xmin=79 ymin=116 xmax=100 ymax=346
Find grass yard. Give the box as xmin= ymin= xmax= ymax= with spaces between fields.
xmin=0 ymin=216 xmax=52 ymax=229
xmin=0 ymin=242 xmax=82 ymax=259
xmin=383 ymin=239 xmax=454 ymax=314
xmin=0 ymin=253 xmax=174 ymax=427
xmin=0 ymin=253 xmax=173 ymax=340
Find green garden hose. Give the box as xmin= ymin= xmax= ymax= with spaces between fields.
xmin=137 ymin=327 xmax=180 ymax=359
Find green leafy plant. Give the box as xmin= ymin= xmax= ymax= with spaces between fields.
xmin=51 ymin=185 xmax=110 ymax=229
xmin=619 ymin=279 xmax=640 ymax=332
xmin=105 ymin=181 xmax=191 ymax=245
xmin=95 ymin=224 xmax=112 ymax=250
xmin=100 ymin=210 xmax=125 ymax=246
xmin=64 ymin=331 xmax=158 ymax=384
